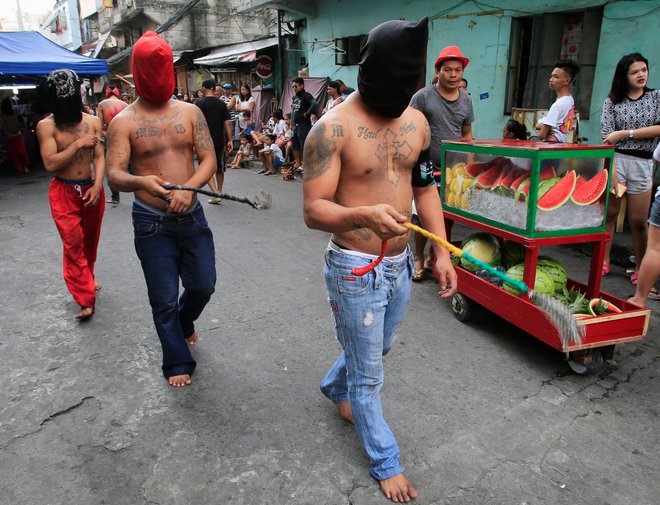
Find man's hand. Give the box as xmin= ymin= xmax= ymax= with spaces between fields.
xmin=77 ymin=133 xmax=99 ymax=150
xmin=140 ymin=174 xmax=171 ymax=199
xmin=364 ymin=204 xmax=409 ymax=240
xmin=433 ymin=252 xmax=458 ymax=299
xmin=167 ymin=189 xmax=193 ymax=214
xmin=226 ymin=140 xmax=233 ymax=153
xmin=82 ymin=184 xmax=103 ymax=207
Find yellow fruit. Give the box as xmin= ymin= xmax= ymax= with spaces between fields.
xmin=462 ymin=178 xmax=473 ymax=192
xmin=447 ymin=193 xmax=456 ymax=207
xmin=459 ymin=194 xmax=470 ymax=209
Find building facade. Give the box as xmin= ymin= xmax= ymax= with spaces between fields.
xmin=240 ymin=0 xmax=659 ymax=145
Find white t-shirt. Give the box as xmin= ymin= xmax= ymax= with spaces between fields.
xmin=266 ymin=143 xmax=284 ymax=162
xmin=237 ymin=96 xmax=255 ymax=128
xmin=541 ymin=95 xmax=575 ymax=143
xmin=272 ymin=119 xmax=286 ymax=137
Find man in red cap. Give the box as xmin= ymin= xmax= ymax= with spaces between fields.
xmin=97 ymin=86 xmax=127 ymax=204
xmin=106 ymin=31 xmax=217 ymax=388
xmin=409 ymin=45 xmax=474 ymax=279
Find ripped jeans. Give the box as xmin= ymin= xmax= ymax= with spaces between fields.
xmin=320 ymin=242 xmax=413 ymax=481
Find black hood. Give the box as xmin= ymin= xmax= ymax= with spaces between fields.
xmin=358 ymin=17 xmax=428 ymax=118
xmin=46 ymin=69 xmax=83 ymax=125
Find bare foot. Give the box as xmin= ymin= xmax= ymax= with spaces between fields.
xmin=185 ymin=332 xmax=198 ymax=346
xmin=168 ymin=374 xmax=192 ymax=387
xmin=94 ymin=280 xmax=102 ymax=291
xmin=380 ymin=473 xmax=418 ymax=503
xmin=75 ymin=307 xmax=95 ymax=320
xmin=335 ymin=401 xmax=353 ymax=424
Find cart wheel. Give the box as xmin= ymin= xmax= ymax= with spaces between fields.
xmin=567 ymin=349 xmax=604 ymax=375
xmin=451 ymin=293 xmax=473 ymax=322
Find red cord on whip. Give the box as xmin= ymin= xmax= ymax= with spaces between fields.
xmin=351 ymin=240 xmax=388 ymax=276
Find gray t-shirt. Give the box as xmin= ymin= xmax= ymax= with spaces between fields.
xmin=410 ymin=85 xmax=474 ymax=166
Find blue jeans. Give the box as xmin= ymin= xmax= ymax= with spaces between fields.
xmin=132 ymin=202 xmax=216 ymax=378
xmin=320 ymin=244 xmax=414 ymax=480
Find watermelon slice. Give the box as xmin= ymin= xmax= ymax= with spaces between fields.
xmin=499 ymin=168 xmax=519 ymax=189
xmin=571 ymin=170 xmax=609 ymax=206
xmin=538 ymin=171 xmax=577 ymax=211
xmin=575 ymin=175 xmax=588 ymax=189
xmin=464 ymin=162 xmax=490 ymax=177
xmin=588 ymin=298 xmax=621 ymax=316
xmin=491 ymin=166 xmax=515 ymax=189
xmin=515 ymin=178 xmax=531 ymax=202
xmin=539 ymin=165 xmax=556 ymax=181
xmin=474 ymin=163 xmax=506 ymax=189
xmin=510 ymin=172 xmax=529 ymax=191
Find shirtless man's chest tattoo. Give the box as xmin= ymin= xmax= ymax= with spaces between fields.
xmin=58 ymin=121 xmax=90 ymax=164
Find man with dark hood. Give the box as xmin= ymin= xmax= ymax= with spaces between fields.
xmin=97 ymin=86 xmax=128 ymax=204
xmin=106 ymin=31 xmax=217 ymax=388
xmin=303 ymin=18 xmax=457 ymax=502
xmin=36 ymin=68 xmax=105 ymax=320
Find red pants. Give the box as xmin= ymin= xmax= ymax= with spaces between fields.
xmin=49 ymin=178 xmax=105 ymax=308
xmin=6 ymin=134 xmax=28 ymax=173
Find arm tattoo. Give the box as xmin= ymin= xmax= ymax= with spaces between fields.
xmin=423 ymin=119 xmax=431 ymax=150
xmin=303 ymin=123 xmax=338 ymax=181
xmin=331 ymin=124 xmax=343 ymax=137
xmin=399 ymin=121 xmax=416 ymax=135
xmin=194 ymin=108 xmax=212 ymax=151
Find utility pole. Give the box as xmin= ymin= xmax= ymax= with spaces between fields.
xmin=15 ymin=0 xmax=25 ymax=30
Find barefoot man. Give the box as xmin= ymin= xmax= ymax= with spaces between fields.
xmin=106 ymin=31 xmax=217 ymax=387
xmin=37 ymin=69 xmax=105 ymax=320
xmin=303 ymin=18 xmax=457 ymax=502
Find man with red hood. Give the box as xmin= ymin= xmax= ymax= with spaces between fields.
xmin=97 ymin=86 xmax=127 ymax=204
xmin=106 ymin=31 xmax=217 ymax=388
xmin=303 ymin=18 xmax=457 ymax=502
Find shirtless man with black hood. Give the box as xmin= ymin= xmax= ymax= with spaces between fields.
xmin=303 ymin=18 xmax=457 ymax=502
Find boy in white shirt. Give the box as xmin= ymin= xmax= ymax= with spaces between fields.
xmin=537 ymin=59 xmax=580 ymax=143
xmin=259 ymin=134 xmax=285 ymax=176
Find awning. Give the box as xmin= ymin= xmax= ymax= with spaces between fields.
xmin=193 ymin=37 xmax=277 ymax=67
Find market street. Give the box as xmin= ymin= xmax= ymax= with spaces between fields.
xmin=0 ymin=168 xmax=658 ymax=505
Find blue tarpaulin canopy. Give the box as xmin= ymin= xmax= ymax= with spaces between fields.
xmin=0 ymin=31 xmax=108 ymax=76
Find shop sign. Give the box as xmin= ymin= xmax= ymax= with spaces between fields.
xmin=255 ymin=55 xmax=274 ymax=79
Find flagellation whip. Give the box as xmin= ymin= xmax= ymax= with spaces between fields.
xmin=161 ymin=184 xmax=272 ymax=210
xmin=351 ymin=222 xmax=584 ymax=347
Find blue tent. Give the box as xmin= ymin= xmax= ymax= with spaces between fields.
xmin=0 ymin=31 xmax=108 ymax=76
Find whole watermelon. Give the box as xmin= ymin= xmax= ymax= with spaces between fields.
xmin=501 ymin=240 xmax=525 ymax=267
xmin=460 ymin=233 xmax=501 ymax=272
xmin=502 ymin=264 xmax=555 ymax=296
xmin=536 ymin=256 xmax=568 ymax=293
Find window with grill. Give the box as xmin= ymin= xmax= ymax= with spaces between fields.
xmin=505 ymin=8 xmax=603 ymax=120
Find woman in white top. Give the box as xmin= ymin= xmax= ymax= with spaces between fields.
xmin=321 ymin=81 xmax=343 ymax=116
xmin=236 ymin=84 xmax=255 ymax=130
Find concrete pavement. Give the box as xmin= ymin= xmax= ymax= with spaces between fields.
xmin=0 ymin=167 xmax=658 ymax=505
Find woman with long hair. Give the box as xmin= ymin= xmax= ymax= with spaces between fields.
xmin=600 ymin=53 xmax=660 ymax=285
xmin=236 ymin=84 xmax=255 ymax=133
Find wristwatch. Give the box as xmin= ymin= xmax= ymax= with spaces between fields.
xmin=628 ymin=129 xmax=634 ymax=139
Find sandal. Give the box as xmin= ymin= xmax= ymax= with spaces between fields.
xmin=649 ymin=288 xmax=660 ymax=301
xmin=412 ymin=269 xmax=425 ymax=282
xmin=630 ymin=272 xmax=639 ymax=285
xmin=601 ymin=262 xmax=610 ymax=276
xmin=257 ymin=169 xmax=268 ymax=174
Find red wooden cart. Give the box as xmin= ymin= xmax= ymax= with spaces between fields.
xmin=437 ymin=140 xmax=650 ymax=371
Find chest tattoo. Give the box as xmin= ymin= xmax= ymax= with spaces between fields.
xmin=375 ymin=128 xmax=412 ymax=187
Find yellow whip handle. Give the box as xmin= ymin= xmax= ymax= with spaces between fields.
xmin=402 ymin=222 xmax=463 ymax=257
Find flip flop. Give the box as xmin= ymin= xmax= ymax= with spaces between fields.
xmin=412 ymin=269 xmax=425 ymax=282
xmin=649 ymin=288 xmax=660 ymax=301
xmin=630 ymin=272 xmax=639 ymax=285
xmin=602 ymin=262 xmax=610 ymax=276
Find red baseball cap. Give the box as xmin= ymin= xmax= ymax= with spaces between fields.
xmin=434 ymin=46 xmax=469 ymax=70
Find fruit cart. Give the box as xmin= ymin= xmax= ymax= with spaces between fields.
xmin=439 ymin=139 xmax=650 ymax=371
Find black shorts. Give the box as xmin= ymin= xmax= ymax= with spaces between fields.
xmin=215 ymin=149 xmax=226 ymax=173
xmin=292 ymin=124 xmax=311 ymax=151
